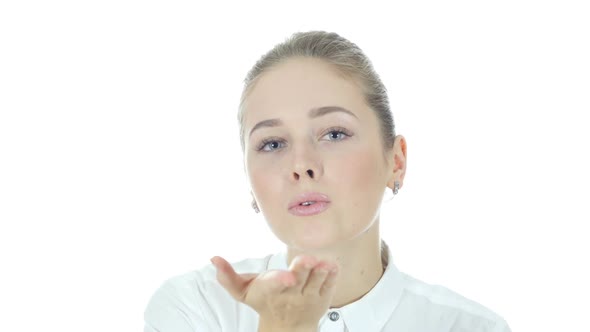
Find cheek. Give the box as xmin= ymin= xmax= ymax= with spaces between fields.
xmin=334 ymin=149 xmax=384 ymax=192
xmin=248 ymin=158 xmax=283 ymax=200
xmin=330 ymin=147 xmax=386 ymax=224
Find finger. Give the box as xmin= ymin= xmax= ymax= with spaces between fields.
xmin=302 ymin=263 xmax=330 ymax=295
xmin=258 ymin=269 xmax=296 ymax=293
xmin=211 ymin=257 xmax=294 ymax=301
xmin=289 ymin=255 xmax=318 ymax=292
xmin=319 ymin=266 xmax=339 ymax=297
xmin=211 ymin=256 xmax=255 ymax=301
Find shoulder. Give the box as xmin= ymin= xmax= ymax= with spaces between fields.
xmin=144 ymin=254 xmax=273 ymax=331
xmin=396 ymin=272 xmax=511 ymax=332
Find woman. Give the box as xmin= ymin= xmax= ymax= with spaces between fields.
xmin=144 ymin=30 xmax=510 ymax=332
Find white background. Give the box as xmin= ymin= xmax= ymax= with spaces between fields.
xmin=1 ymin=1 xmax=589 ymax=331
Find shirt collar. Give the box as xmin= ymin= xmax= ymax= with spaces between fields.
xmin=266 ymin=241 xmax=404 ymax=331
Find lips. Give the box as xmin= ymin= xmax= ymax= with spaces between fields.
xmin=288 ymin=192 xmax=331 ymax=216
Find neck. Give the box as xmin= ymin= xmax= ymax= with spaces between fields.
xmin=286 ymin=221 xmax=386 ymax=308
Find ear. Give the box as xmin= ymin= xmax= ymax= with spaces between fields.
xmin=386 ymin=135 xmax=407 ymax=190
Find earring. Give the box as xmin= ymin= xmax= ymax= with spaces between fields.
xmin=392 ymin=181 xmax=400 ymax=196
xmin=251 ymin=200 xmax=260 ymax=213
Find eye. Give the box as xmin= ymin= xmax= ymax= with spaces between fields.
xmin=321 ymin=127 xmax=353 ymax=141
xmin=257 ymin=138 xmax=286 ymax=152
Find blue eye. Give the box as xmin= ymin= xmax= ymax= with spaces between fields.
xmin=327 ymin=131 xmax=345 ymax=140
xmin=322 ymin=127 xmax=353 ymax=141
xmin=256 ymin=127 xmax=352 ymax=153
xmin=257 ymin=138 xmax=286 ymax=152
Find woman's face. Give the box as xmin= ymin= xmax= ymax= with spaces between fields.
xmin=242 ymin=57 xmax=399 ymax=251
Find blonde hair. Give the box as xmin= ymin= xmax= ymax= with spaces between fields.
xmin=238 ymin=30 xmax=396 ymax=152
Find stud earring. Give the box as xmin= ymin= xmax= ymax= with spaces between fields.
xmin=251 ymin=200 xmax=260 ymax=213
xmin=392 ymin=181 xmax=400 ymax=196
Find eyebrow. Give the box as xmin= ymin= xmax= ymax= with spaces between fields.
xmin=248 ymin=106 xmax=358 ymax=138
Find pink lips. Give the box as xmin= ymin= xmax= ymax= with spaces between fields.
xmin=288 ymin=192 xmax=331 ymax=216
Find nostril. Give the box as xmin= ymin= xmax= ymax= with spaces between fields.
xmin=307 ymin=169 xmax=314 ymax=178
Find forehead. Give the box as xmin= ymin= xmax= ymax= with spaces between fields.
xmin=242 ymin=57 xmax=369 ymax=124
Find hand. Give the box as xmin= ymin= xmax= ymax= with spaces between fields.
xmin=210 ymin=255 xmax=339 ymax=330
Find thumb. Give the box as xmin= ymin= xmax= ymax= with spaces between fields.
xmin=210 ymin=256 xmax=256 ymax=302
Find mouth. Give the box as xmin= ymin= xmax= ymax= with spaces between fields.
xmin=288 ymin=201 xmax=330 ymax=216
xmin=288 ymin=192 xmax=331 ymax=216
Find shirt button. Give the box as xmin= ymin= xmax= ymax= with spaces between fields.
xmin=328 ymin=311 xmax=340 ymax=321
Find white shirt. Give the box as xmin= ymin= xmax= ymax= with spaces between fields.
xmin=144 ymin=245 xmax=511 ymax=332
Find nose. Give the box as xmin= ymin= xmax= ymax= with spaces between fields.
xmin=292 ymin=168 xmax=315 ymax=181
xmin=290 ymin=145 xmax=323 ymax=182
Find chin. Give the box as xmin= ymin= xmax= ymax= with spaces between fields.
xmin=283 ymin=232 xmax=345 ymax=252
